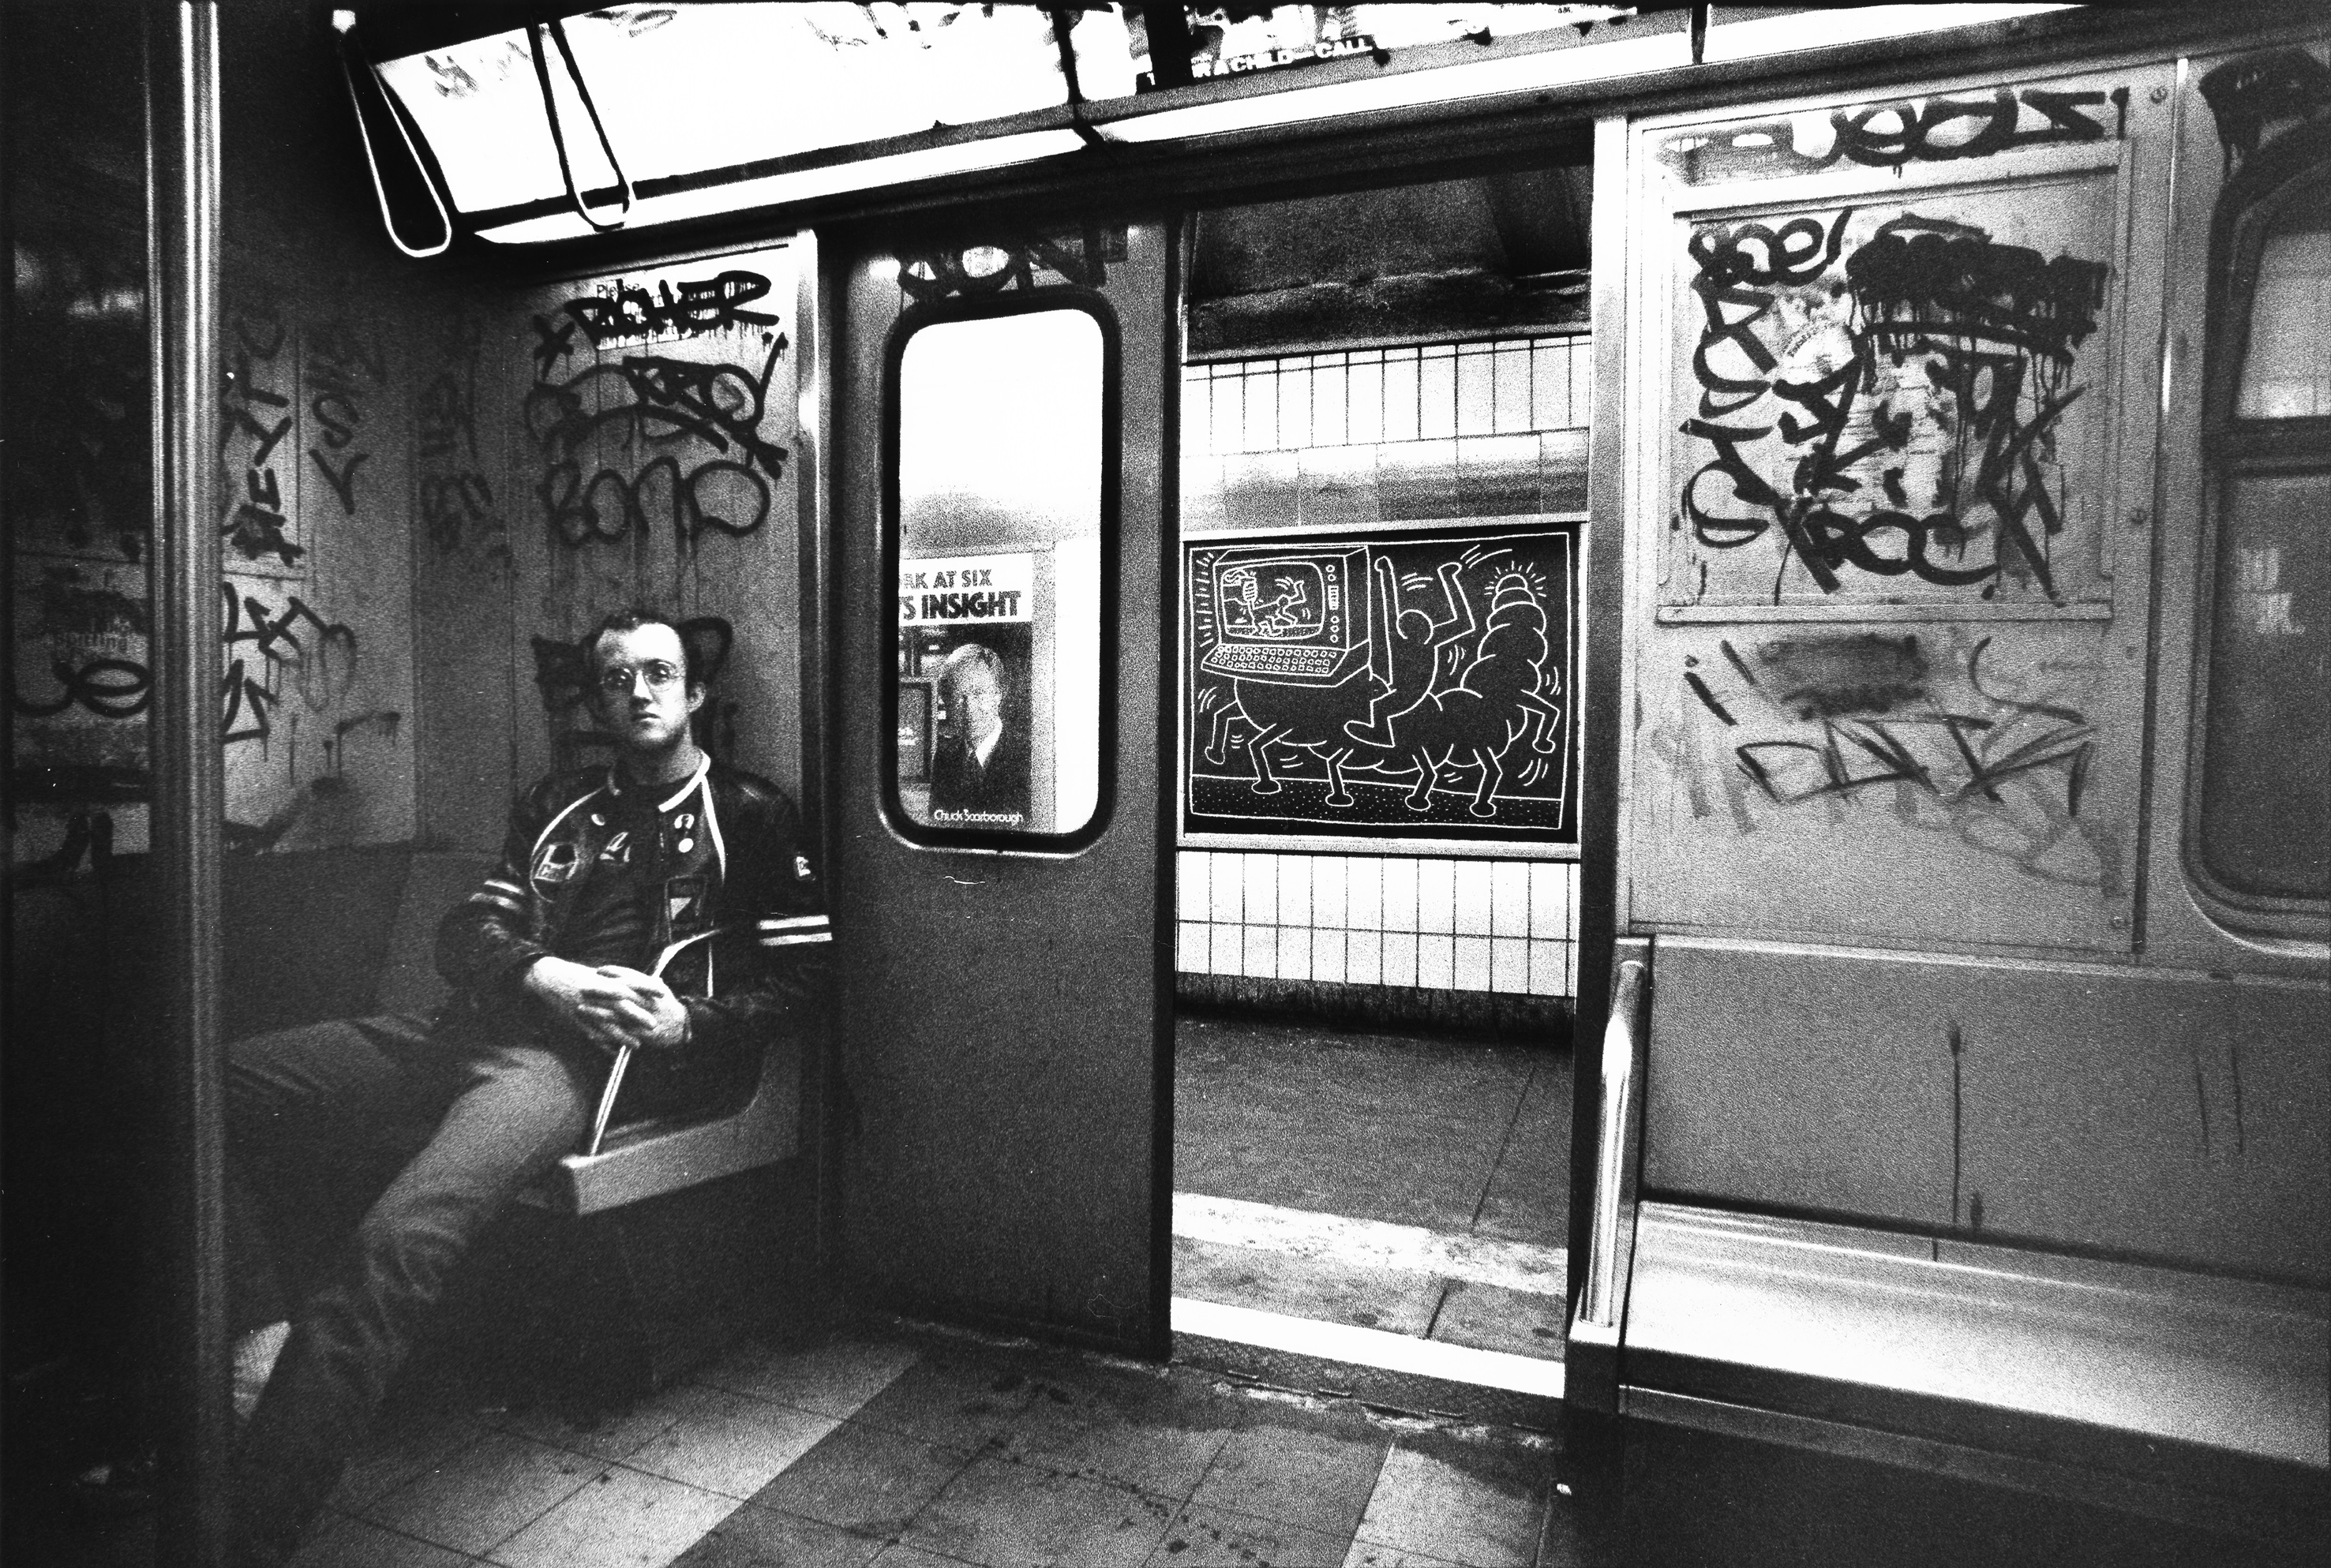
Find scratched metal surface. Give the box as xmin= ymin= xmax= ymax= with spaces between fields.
xmin=1639 ymin=940 xmax=2329 ymax=1286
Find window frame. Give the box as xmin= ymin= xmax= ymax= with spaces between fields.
xmin=878 ymin=290 xmax=1122 ymax=856
xmin=2183 ymin=118 xmax=2331 ymax=937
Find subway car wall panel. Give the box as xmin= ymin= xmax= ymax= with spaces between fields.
xmin=1642 ymin=944 xmax=2329 ymax=1285
xmin=408 ymin=245 xmax=811 ymax=843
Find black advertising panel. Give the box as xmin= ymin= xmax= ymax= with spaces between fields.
xmin=1184 ymin=524 xmax=1578 ymax=844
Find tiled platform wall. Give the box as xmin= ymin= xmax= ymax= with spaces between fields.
xmin=1178 ymin=851 xmax=1581 ymax=999
xmin=1177 ymin=335 xmax=1591 ymax=1004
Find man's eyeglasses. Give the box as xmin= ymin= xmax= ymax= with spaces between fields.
xmin=597 ymin=661 xmax=685 ymax=695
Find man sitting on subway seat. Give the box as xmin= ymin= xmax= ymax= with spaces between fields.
xmin=224 ymin=608 xmax=827 ymax=1565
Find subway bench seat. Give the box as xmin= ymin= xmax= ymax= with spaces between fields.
xmin=221 ymin=844 xmax=804 ymax=1213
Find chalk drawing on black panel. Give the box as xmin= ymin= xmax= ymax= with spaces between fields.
xmin=1186 ymin=527 xmax=1576 ymax=841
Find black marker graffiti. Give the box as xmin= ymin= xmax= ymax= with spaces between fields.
xmin=223 ymin=584 xmax=359 ymax=716
xmin=1673 ymin=85 xmax=2126 ymax=183
xmin=1680 ymin=208 xmax=2108 ymax=601
xmin=304 ymin=319 xmax=384 ymax=518
xmin=898 ymin=229 xmax=1124 ymax=304
xmin=527 ymin=335 xmax=789 ymax=551
xmin=221 ymin=294 xmax=302 ymax=567
xmin=561 ymin=270 xmax=779 ymax=347
xmin=9 ymin=656 xmax=152 ymax=719
xmin=1678 ymin=633 xmax=2100 ymax=878
xmin=418 ymin=316 xmax=501 ymax=556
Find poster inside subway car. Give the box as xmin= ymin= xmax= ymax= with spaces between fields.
xmin=1183 ymin=525 xmax=1577 ymax=843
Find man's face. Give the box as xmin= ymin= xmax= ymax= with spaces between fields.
xmin=953 ymin=663 xmax=1003 ymax=739
xmin=590 ymin=623 xmax=702 ymax=758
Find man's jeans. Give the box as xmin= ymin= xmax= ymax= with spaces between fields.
xmin=226 ymin=1012 xmax=594 ymax=1559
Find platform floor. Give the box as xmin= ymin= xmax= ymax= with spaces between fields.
xmin=1171 ymin=1011 xmax=1570 ymax=1368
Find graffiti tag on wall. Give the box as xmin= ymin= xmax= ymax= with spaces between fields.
xmin=1673 ymin=189 xmax=2116 ymax=606
xmin=1659 ymin=628 xmax=2115 ymax=888
xmin=527 ymin=266 xmax=791 ymax=554
xmin=1656 ymin=84 xmax=2127 ymax=185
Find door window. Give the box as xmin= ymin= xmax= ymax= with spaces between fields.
xmin=888 ymin=303 xmax=1112 ymax=844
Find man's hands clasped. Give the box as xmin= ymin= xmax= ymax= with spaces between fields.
xmin=524 ymin=956 xmax=691 ymax=1054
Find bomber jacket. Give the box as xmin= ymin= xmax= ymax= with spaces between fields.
xmin=433 ymin=755 xmax=828 ymax=1102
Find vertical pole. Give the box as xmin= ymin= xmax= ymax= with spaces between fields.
xmin=148 ymin=3 xmax=227 ymax=1565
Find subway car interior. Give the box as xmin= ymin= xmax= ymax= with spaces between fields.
xmin=3 ymin=4 xmax=2325 ymax=1566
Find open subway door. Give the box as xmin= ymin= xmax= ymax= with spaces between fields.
xmin=830 ymin=223 xmax=1173 ymax=1351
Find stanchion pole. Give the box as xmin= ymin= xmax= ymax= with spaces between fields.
xmin=147 ymin=2 xmax=227 ymax=1563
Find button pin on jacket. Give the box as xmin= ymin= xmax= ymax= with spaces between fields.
xmin=677 ymin=837 xmax=695 ymax=854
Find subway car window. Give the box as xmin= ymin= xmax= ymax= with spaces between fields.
xmin=2194 ymin=166 xmax=2331 ymax=912
xmin=890 ymin=305 xmax=1108 ymax=840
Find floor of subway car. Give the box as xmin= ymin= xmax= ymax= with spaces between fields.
xmin=1170 ymin=1010 xmax=1569 ymax=1398
xmin=6 ymin=1318 xmax=1595 ymax=1568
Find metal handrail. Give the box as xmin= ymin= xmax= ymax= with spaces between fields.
xmin=1582 ymin=955 xmax=1647 ymax=1329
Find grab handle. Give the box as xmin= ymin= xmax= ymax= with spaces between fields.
xmin=528 ymin=18 xmax=632 ymax=234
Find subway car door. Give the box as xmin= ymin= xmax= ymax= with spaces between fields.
xmin=829 ymin=222 xmax=1174 ymax=1351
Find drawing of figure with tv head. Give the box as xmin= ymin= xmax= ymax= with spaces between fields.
xmin=1196 ymin=539 xmax=1565 ymax=821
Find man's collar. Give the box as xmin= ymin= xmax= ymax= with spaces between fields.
xmin=606 ymin=751 xmax=710 ymax=813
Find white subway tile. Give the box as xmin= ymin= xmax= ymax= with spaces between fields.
xmin=1209 ymin=852 xmax=1243 ymax=924
xmin=1210 ymin=922 xmax=1242 ymax=975
xmin=1310 ymin=855 xmax=1347 ymax=929
xmin=1529 ymin=861 xmax=1568 ymax=937
xmin=1415 ymin=933 xmax=1453 ymax=990
xmin=1178 ymin=850 xmax=1208 ymax=922
xmin=1347 ymin=356 xmax=1385 ymax=445
xmin=1418 ymin=858 xmax=1458 ymax=934
xmin=1279 ymin=365 xmax=1313 ymax=451
xmin=1242 ymin=924 xmax=1276 ymax=979
xmin=1346 ymin=930 xmax=1383 ymax=986
xmin=1448 ymin=859 xmax=1489 ymax=936
xmin=1490 ymin=860 xmax=1531 ymax=937
xmin=1179 ymin=452 xmax=1228 ymax=532
xmin=1532 ymin=341 xmax=1568 ymax=431
xmin=1177 ymin=922 xmax=1209 ymax=973
xmin=1310 ymin=358 xmax=1347 ymax=447
xmin=1277 ymin=855 xmax=1312 ymax=928
xmin=1528 ymin=938 xmax=1567 ymax=997
xmin=1242 ymin=372 xmax=1278 ymax=452
xmin=1311 ymin=928 xmax=1347 ymax=984
xmin=1344 ymin=856 xmax=1382 ymax=930
xmin=1569 ymin=338 xmax=1592 ymax=430
xmin=1567 ymin=938 xmax=1580 ymax=995
xmin=1490 ymin=936 xmax=1529 ymax=994
xmin=1381 ymin=858 xmax=1419 ymax=932
xmin=1211 ymin=372 xmax=1243 ymax=455
xmin=1384 ymin=930 xmax=1421 ymax=989
xmin=1568 ymin=870 xmax=1582 ymax=940
xmin=1276 ymin=926 xmax=1311 ymax=982
xmin=1383 ymin=352 xmax=1422 ymax=443
xmin=1452 ymin=934 xmax=1491 ymax=992
xmin=1493 ymin=346 xmax=1532 ymax=434
xmin=1455 ymin=346 xmax=1495 ymax=436
xmin=1419 ymin=350 xmax=1457 ymax=440
xmin=1242 ymin=854 xmax=1278 ymax=926
xmin=1185 ymin=372 xmax=1213 ymax=456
